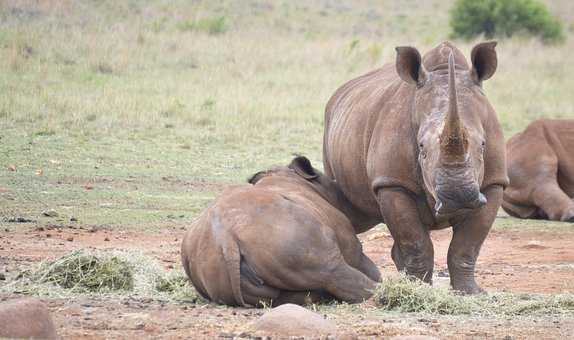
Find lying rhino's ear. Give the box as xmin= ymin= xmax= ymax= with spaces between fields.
xmin=289 ymin=156 xmax=319 ymax=180
xmin=247 ymin=171 xmax=267 ymax=184
xmin=395 ymin=46 xmax=427 ymax=86
xmin=470 ymin=41 xmax=497 ymax=84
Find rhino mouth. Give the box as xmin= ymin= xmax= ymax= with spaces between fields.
xmin=434 ymin=187 xmax=487 ymax=216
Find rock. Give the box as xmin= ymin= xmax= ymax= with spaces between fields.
xmin=0 ymin=298 xmax=59 ymax=339
xmin=42 ymin=210 xmax=59 ymax=217
xmin=390 ymin=336 xmax=440 ymax=340
xmin=245 ymin=303 xmax=339 ymax=337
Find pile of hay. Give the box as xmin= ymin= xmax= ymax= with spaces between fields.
xmin=31 ymin=250 xmax=134 ymax=292
xmin=4 ymin=249 xmax=201 ymax=302
xmin=374 ymin=274 xmax=574 ymax=316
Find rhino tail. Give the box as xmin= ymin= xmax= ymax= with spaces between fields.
xmin=220 ymin=231 xmax=246 ymax=307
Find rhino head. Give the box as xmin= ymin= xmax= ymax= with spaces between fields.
xmin=395 ymin=41 xmax=498 ymax=217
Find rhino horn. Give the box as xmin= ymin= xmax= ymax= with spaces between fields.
xmin=440 ymin=51 xmax=468 ymax=163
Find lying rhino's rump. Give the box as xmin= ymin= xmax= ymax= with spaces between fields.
xmin=502 ymin=119 xmax=574 ymax=221
xmin=181 ymin=157 xmax=380 ymax=307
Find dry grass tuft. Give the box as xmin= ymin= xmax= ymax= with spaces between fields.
xmin=30 ymin=250 xmax=134 ymax=292
xmin=2 ymin=249 xmax=202 ymax=302
xmin=374 ymin=274 xmax=574 ymax=316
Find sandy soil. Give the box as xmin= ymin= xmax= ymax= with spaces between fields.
xmin=1 ymin=223 xmax=574 ymax=339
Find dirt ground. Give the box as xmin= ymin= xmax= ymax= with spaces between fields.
xmin=1 ymin=222 xmax=574 ymax=339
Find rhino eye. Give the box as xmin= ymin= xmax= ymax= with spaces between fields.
xmin=419 ymin=143 xmax=424 ymax=149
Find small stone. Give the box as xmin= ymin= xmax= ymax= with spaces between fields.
xmin=42 ymin=210 xmax=58 ymax=218
xmin=104 ymin=237 xmax=110 ymax=242
xmin=0 ymin=273 xmax=6 ymax=280
xmin=70 ymin=217 xmax=78 ymax=222
xmin=66 ymin=237 xmax=74 ymax=242
xmin=219 ymin=332 xmax=236 ymax=338
xmin=246 ymin=303 xmax=338 ymax=337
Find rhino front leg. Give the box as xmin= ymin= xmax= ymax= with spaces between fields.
xmin=448 ymin=185 xmax=502 ymax=294
xmin=378 ymin=188 xmax=434 ymax=282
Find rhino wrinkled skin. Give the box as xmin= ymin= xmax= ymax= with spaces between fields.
xmin=323 ymin=41 xmax=508 ymax=294
xmin=502 ymin=119 xmax=574 ymax=222
xmin=181 ymin=156 xmax=381 ymax=307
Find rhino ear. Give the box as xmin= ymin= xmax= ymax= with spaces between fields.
xmin=470 ymin=41 xmax=497 ymax=83
xmin=289 ymin=156 xmax=318 ymax=180
xmin=247 ymin=170 xmax=267 ymax=184
xmin=395 ymin=46 xmax=427 ymax=86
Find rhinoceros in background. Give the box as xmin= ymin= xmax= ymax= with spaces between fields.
xmin=502 ymin=119 xmax=574 ymax=222
xmin=323 ymin=41 xmax=508 ymax=294
xmin=181 ymin=156 xmax=381 ymax=307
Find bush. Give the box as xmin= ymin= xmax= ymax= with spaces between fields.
xmin=450 ymin=0 xmax=564 ymax=43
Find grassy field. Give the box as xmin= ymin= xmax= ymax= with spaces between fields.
xmin=1 ymin=0 xmax=574 ymax=230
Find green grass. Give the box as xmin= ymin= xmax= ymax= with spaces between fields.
xmin=1 ymin=0 xmax=574 ymax=231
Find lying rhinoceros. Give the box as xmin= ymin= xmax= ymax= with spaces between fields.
xmin=502 ymin=118 xmax=574 ymax=222
xmin=181 ymin=156 xmax=381 ymax=307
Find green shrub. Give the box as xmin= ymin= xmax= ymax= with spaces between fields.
xmin=177 ymin=16 xmax=227 ymax=35
xmin=450 ymin=0 xmax=564 ymax=43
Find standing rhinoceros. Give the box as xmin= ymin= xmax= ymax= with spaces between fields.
xmin=502 ymin=119 xmax=574 ymax=222
xmin=181 ymin=156 xmax=380 ymax=307
xmin=323 ymin=41 xmax=508 ymax=294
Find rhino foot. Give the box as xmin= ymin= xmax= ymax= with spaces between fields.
xmin=560 ymin=209 xmax=574 ymax=223
xmin=451 ymin=281 xmax=484 ymax=295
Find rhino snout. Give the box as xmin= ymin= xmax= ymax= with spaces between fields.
xmin=434 ymin=185 xmax=487 ymax=215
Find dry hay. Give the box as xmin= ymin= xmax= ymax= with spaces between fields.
xmin=2 ymin=249 xmax=201 ymax=302
xmin=374 ymin=274 xmax=574 ymax=316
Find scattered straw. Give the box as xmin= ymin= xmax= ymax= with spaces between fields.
xmin=374 ymin=274 xmax=574 ymax=316
xmin=2 ymin=249 xmax=202 ymax=302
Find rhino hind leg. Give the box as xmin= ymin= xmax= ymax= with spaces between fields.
xmin=531 ymin=181 xmax=574 ymax=222
xmin=323 ymin=260 xmax=378 ymax=303
xmin=239 ymin=259 xmax=280 ymax=307
xmin=358 ymin=253 xmax=382 ymax=282
xmin=272 ymin=290 xmax=333 ymax=306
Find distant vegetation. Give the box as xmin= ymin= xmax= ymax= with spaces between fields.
xmin=177 ymin=15 xmax=228 ymax=35
xmin=450 ymin=0 xmax=564 ymax=43
xmin=1 ymin=0 xmax=573 ymax=230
